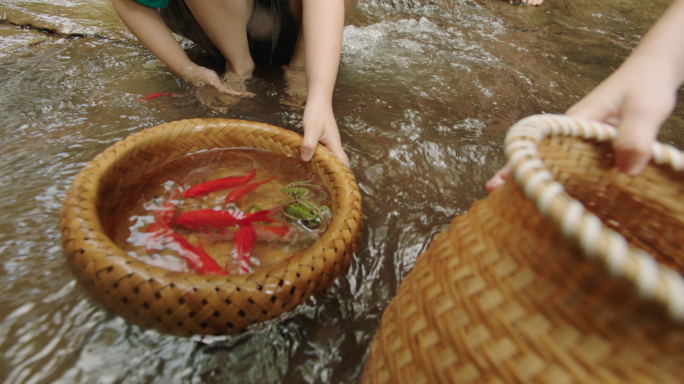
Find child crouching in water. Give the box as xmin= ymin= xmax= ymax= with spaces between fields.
xmin=111 ymin=0 xmax=357 ymax=166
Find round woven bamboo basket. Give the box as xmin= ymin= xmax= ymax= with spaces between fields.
xmin=361 ymin=114 xmax=684 ymax=384
xmin=60 ymin=118 xmax=363 ymax=336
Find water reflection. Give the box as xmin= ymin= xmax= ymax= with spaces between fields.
xmin=1 ymin=0 xmax=683 ymax=383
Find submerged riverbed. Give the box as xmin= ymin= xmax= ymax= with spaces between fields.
xmin=1 ymin=0 xmax=683 ymax=383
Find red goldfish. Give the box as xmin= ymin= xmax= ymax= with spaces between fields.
xmin=176 ymin=205 xmax=281 ymax=230
xmin=165 ymin=232 xmax=228 ymax=275
xmin=175 ymin=208 xmax=247 ymax=230
xmin=232 ymin=226 xmax=257 ymax=275
xmin=224 ymin=175 xmax=277 ymax=204
xmin=145 ymin=184 xmax=183 ymax=253
xmin=239 ymin=205 xmax=287 ymax=226
xmin=182 ymin=168 xmax=256 ymax=198
xmin=137 ymin=92 xmax=175 ymax=103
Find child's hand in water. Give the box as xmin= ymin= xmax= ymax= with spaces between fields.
xmin=301 ymin=101 xmax=349 ymax=166
xmin=180 ymin=65 xmax=224 ymax=90
xmin=180 ymin=65 xmax=254 ymax=97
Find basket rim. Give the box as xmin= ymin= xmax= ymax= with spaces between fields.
xmin=504 ymin=113 xmax=684 ymax=321
xmin=62 ymin=117 xmax=358 ymax=283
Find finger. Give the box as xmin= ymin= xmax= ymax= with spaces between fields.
xmin=317 ymin=127 xmax=349 ymax=165
xmin=328 ymin=143 xmax=350 ymax=166
xmin=614 ymin=104 xmax=667 ymax=175
xmin=485 ymin=163 xmax=510 ymax=192
xmin=214 ymin=83 xmax=228 ymax=93
xmin=222 ymin=89 xmax=256 ymax=98
xmin=565 ymin=94 xmax=617 ymax=125
xmin=208 ymin=77 xmax=227 ymax=93
xmin=486 ymin=175 xmax=505 ymax=192
xmin=300 ymin=132 xmax=318 ymax=163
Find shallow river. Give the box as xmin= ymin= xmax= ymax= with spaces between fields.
xmin=1 ymin=0 xmax=683 ymax=383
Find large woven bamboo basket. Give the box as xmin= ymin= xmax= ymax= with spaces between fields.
xmin=60 ymin=118 xmax=363 ymax=336
xmin=361 ymin=114 xmax=684 ymax=384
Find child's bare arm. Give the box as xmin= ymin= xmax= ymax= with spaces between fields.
xmin=299 ymin=0 xmax=349 ymax=166
xmin=111 ymin=0 xmax=229 ymax=93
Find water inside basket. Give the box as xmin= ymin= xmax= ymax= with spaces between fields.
xmin=107 ymin=148 xmax=332 ymax=275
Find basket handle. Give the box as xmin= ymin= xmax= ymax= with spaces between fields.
xmin=504 ymin=114 xmax=684 ymax=321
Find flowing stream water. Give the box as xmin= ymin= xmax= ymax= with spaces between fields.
xmin=1 ymin=0 xmax=683 ymax=383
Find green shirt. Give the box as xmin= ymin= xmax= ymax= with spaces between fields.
xmin=134 ymin=0 xmax=170 ymax=8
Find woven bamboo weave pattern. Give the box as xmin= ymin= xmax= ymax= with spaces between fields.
xmin=361 ymin=115 xmax=684 ymax=384
xmin=60 ymin=118 xmax=363 ymax=336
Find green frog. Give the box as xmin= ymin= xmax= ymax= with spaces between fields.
xmin=280 ymin=181 xmax=331 ymax=228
